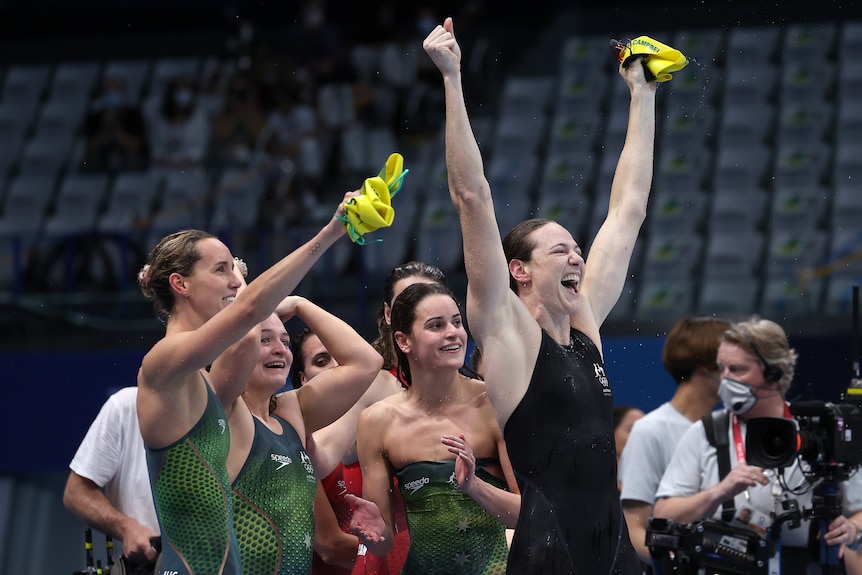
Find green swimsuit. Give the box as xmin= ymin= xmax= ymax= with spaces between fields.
xmin=395 ymin=459 xmax=509 ymax=575
xmin=232 ymin=414 xmax=318 ymax=575
xmin=145 ymin=375 xmax=240 ymax=575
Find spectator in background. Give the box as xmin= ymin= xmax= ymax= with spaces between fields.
xmin=209 ymin=71 xmax=268 ymax=169
xmin=82 ymin=75 xmax=149 ymax=172
xmin=63 ymin=387 xmax=160 ymax=575
xmin=612 ymin=404 xmax=644 ymax=486
xmin=149 ymin=75 xmax=210 ymax=170
xmin=283 ymin=0 xmax=347 ymax=88
xmin=619 ymin=316 xmax=729 ymax=565
xmin=257 ymin=78 xmax=325 ymax=216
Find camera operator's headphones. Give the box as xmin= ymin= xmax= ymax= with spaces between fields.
xmin=749 ymin=342 xmax=783 ymax=383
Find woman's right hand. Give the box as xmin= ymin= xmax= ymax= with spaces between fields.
xmin=345 ymin=494 xmax=387 ymax=544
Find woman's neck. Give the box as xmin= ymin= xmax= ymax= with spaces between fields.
xmin=407 ymin=367 xmax=465 ymax=410
xmin=242 ymin=384 xmax=275 ymax=421
xmin=525 ymin=298 xmax=571 ymax=346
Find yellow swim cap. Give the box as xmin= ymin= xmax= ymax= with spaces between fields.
xmin=612 ymin=36 xmax=689 ymax=83
xmin=340 ymin=153 xmax=408 ymax=244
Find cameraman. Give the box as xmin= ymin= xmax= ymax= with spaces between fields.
xmin=653 ymin=316 xmax=862 ymax=575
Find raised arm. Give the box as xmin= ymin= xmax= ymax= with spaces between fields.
xmin=423 ymin=19 xmax=511 ymax=330
xmin=423 ymin=18 xmax=539 ymax=422
xmin=309 ymin=370 xmax=401 ymax=478
xmin=140 ymin=193 xmax=356 ymax=392
xmin=277 ymin=297 xmax=383 ymax=434
xmin=581 ymin=62 xmax=656 ymax=326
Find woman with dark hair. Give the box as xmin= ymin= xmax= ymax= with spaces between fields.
xmin=423 ymin=16 xmax=656 ymax=574
xmin=136 ymin=191 xmax=359 ymax=575
xmin=227 ymin=298 xmax=382 ymax=575
xmin=372 ymin=260 xmax=447 ymax=374
xmin=290 ymin=261 xmax=447 ymax=574
xmin=347 ymin=282 xmax=520 ymax=575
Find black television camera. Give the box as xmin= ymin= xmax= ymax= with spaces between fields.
xmin=746 ymin=400 xmax=862 ymax=480
xmin=646 ymin=517 xmax=773 ymax=575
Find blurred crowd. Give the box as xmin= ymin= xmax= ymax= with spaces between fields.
xmin=79 ymin=0 xmax=454 ymax=228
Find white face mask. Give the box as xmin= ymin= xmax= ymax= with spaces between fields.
xmin=718 ymin=377 xmax=759 ymax=415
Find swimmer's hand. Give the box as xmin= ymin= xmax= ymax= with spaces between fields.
xmin=345 ymin=494 xmax=387 ymax=544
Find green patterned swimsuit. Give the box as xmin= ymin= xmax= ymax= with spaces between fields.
xmin=145 ymin=375 xmax=240 ymax=575
xmin=232 ymin=414 xmax=318 ymax=575
xmin=395 ymin=459 xmax=509 ymax=575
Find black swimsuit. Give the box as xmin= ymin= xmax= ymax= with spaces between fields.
xmin=503 ymin=328 xmax=640 ymax=575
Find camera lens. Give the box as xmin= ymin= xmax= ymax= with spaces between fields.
xmin=745 ymin=417 xmax=798 ymax=469
xmin=762 ymin=431 xmax=789 ymax=457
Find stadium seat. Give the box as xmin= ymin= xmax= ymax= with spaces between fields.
xmin=709 ymin=186 xmax=769 ymax=234
xmin=50 ymin=62 xmax=100 ymax=103
xmin=831 ymin=184 xmax=862 ymax=233
xmin=415 ymin=199 xmax=463 ymax=272
xmin=99 ymin=171 xmax=162 ymax=232
xmin=761 ymin=272 xmax=823 ymax=317
xmin=703 ymin=229 xmax=766 ymax=278
xmin=697 ymin=276 xmax=760 ymax=315
xmin=103 ymin=60 xmax=152 ymax=101
xmin=641 ymin=231 xmax=704 ymax=280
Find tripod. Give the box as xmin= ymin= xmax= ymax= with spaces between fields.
xmin=808 ymin=479 xmax=844 ymax=575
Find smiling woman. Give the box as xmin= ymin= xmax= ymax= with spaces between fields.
xmin=346 ymin=282 xmax=521 ymax=575
xmin=135 ymin=190 xmax=362 ymax=575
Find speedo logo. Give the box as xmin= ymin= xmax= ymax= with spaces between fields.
xmin=270 ymin=453 xmax=292 ymax=470
xmin=404 ymin=476 xmax=429 ymax=494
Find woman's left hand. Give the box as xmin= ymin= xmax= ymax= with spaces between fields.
xmin=442 ymin=434 xmax=477 ymax=495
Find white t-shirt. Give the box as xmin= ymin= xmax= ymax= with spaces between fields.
xmin=842 ymin=467 xmax=862 ymax=517
xmin=619 ymin=401 xmax=693 ymax=505
xmin=654 ymin=410 xmax=862 ymax=548
xmin=69 ymin=387 xmax=159 ymax=533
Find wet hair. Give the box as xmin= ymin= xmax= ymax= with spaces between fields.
xmin=662 ymin=316 xmax=731 ymax=385
xmin=290 ymin=327 xmax=315 ymax=390
xmin=390 ymin=282 xmax=458 ymax=386
xmin=721 ymin=315 xmax=798 ymax=394
xmin=372 ymin=261 xmax=447 ymax=370
xmin=501 ymin=218 xmax=555 ymax=294
xmin=138 ymin=229 xmax=216 ymax=321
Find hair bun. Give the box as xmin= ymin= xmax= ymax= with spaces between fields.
xmin=137 ymin=263 xmax=151 ymax=289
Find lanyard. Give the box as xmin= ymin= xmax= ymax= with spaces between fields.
xmin=731 ymin=414 xmax=746 ymax=464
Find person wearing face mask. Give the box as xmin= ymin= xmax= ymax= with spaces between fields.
xmin=619 ymin=316 xmax=730 ymax=568
xmin=83 ymin=75 xmax=149 ymax=173
xmin=653 ymin=316 xmax=862 ymax=575
xmin=150 ymin=75 xmax=210 ymax=169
